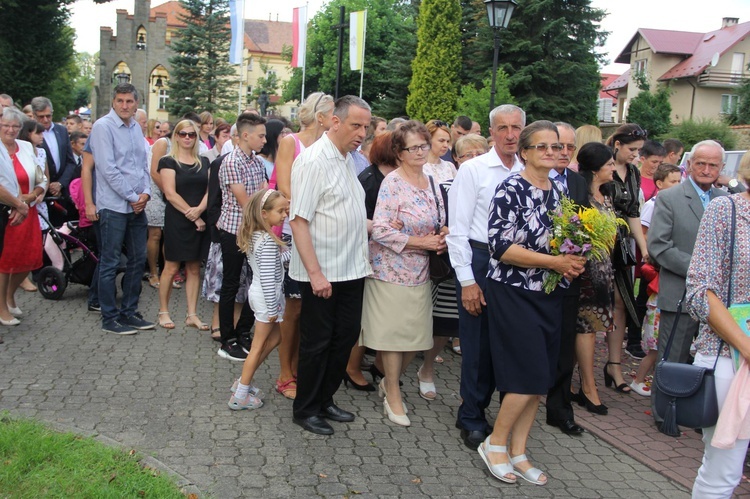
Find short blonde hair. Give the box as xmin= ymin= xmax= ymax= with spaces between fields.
xmin=454 ymin=134 xmax=489 ymax=158
xmin=738 ymin=150 xmax=750 ymax=185
xmin=572 ymin=125 xmax=603 ymax=164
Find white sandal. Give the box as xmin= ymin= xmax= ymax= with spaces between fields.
xmin=477 ymin=437 xmax=516 ymax=484
xmin=417 ymin=366 xmax=437 ymax=400
xmin=509 ymin=453 xmax=547 ymax=485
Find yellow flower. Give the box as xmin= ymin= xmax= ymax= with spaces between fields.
xmin=550 ymin=239 xmax=558 ymax=249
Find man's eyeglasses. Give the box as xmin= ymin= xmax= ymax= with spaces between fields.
xmin=524 ymin=143 xmax=564 ymax=152
xmin=559 ymin=144 xmax=576 ymax=152
xmin=177 ymin=131 xmax=197 ymax=139
xmin=402 ymin=144 xmax=431 ymax=154
xmin=35 ymin=114 xmax=52 ymax=120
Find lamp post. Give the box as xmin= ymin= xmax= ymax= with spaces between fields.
xmin=485 ymin=0 xmax=517 ymax=111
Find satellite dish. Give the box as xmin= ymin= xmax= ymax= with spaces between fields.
xmin=711 ymin=52 xmax=720 ymax=67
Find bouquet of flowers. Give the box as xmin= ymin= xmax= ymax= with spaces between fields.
xmin=543 ymin=196 xmax=625 ymax=294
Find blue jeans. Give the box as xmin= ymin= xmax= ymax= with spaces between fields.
xmin=88 ymin=220 xmax=100 ymax=307
xmin=98 ymin=209 xmax=147 ymax=325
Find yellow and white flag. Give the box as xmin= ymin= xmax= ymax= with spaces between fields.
xmin=349 ymin=10 xmax=367 ymax=71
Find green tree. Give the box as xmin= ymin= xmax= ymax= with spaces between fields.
xmin=498 ymin=0 xmax=607 ymax=125
xmin=407 ymin=0 xmax=462 ymax=122
xmin=457 ymin=70 xmax=515 ymax=132
xmin=251 ymin=59 xmax=283 ymax=113
xmin=724 ymin=77 xmax=750 ymax=125
xmin=0 ymin=0 xmax=76 ymax=116
xmin=167 ymin=0 xmax=237 ymax=116
xmin=626 ymin=71 xmax=672 ymax=138
xmin=459 ymin=0 xmax=495 ymax=88
xmin=281 ymin=0 xmax=416 ymax=119
xmin=669 ymin=118 xmax=736 ymax=151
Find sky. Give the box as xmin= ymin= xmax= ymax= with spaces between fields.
xmin=70 ymin=0 xmax=750 ymax=75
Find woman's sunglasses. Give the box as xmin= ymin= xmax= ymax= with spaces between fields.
xmin=177 ymin=131 xmax=197 ymax=139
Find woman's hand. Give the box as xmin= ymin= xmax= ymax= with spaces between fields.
xmin=554 ymin=254 xmax=586 ymax=280
xmin=195 ymin=218 xmax=206 ymax=231
xmin=184 ymin=207 xmax=201 ymax=222
xmin=389 ymin=219 xmax=404 ymax=231
xmin=423 ymin=233 xmax=446 ymax=253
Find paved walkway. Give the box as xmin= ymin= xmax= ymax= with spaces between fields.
xmin=0 ymin=282 xmax=739 ymax=497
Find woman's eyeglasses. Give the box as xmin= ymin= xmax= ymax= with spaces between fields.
xmin=402 ymin=144 xmax=431 ymax=154
xmin=524 ymin=143 xmax=564 ymax=152
xmin=177 ymin=131 xmax=197 ymax=139
xmin=457 ymin=151 xmax=483 ymax=160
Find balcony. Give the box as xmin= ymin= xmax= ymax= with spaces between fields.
xmin=697 ymin=70 xmax=748 ymax=88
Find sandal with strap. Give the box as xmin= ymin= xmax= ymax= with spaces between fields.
xmin=185 ymin=314 xmax=209 ymax=331
xmin=158 ymin=311 xmax=175 ymax=330
xmin=603 ymin=361 xmax=632 ymax=393
xmin=417 ymin=365 xmax=437 ymax=400
xmin=276 ymin=378 xmax=297 ymax=399
xmin=148 ymin=274 xmax=160 ymax=289
xmin=477 ymin=437 xmax=517 ymax=484
xmin=210 ymin=327 xmax=221 ymax=342
xmin=509 ymin=453 xmax=547 ymax=486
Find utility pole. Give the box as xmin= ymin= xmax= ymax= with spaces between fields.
xmin=332 ymin=6 xmax=347 ymax=99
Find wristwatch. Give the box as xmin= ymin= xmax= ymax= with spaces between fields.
xmin=729 ymin=179 xmax=739 ymax=189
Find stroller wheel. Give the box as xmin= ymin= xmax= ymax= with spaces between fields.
xmin=37 ymin=266 xmax=67 ymax=300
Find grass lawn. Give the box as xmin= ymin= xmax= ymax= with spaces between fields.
xmin=0 ymin=415 xmax=188 ymax=498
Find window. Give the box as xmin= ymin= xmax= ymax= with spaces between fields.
xmin=247 ymin=57 xmax=253 ymax=71
xmin=634 ymin=59 xmax=647 ymax=75
xmin=290 ymin=107 xmax=298 ymax=122
xmin=266 ymin=68 xmax=277 ymax=78
xmin=158 ymin=89 xmax=169 ymax=110
xmin=721 ymin=94 xmax=739 ymax=114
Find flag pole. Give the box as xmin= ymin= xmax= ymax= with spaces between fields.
xmin=301 ymin=2 xmax=308 ymax=103
xmin=359 ymin=10 xmax=367 ymax=98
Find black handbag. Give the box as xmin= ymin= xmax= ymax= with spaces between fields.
xmin=652 ymin=199 xmax=738 ymax=436
xmin=427 ymin=176 xmax=453 ymax=285
xmin=612 ymin=224 xmax=636 ymax=268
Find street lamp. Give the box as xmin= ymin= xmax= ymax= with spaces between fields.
xmin=485 ymin=0 xmax=517 ymax=111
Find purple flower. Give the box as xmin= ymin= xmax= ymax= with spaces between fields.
xmin=582 ymin=243 xmax=592 ymax=253
xmin=560 ymin=238 xmax=582 ymax=254
xmin=570 ymin=215 xmax=580 ymax=223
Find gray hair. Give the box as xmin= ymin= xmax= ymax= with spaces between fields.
xmin=112 ymin=83 xmax=139 ymax=101
xmin=30 ymin=96 xmax=53 ymax=114
xmin=0 ymin=94 xmax=13 ymax=106
xmin=690 ymin=139 xmax=726 ymax=163
xmin=489 ymin=104 xmax=526 ymax=129
xmin=333 ymin=95 xmax=371 ymax=122
xmin=2 ymin=106 xmax=27 ymax=125
xmin=135 ymin=109 xmax=147 ymax=120
xmin=554 ymin=122 xmax=576 ymax=135
xmin=518 ymin=120 xmax=559 ymax=165
xmin=386 ymin=117 xmax=406 ymax=132
xmin=297 ymin=92 xmax=334 ymax=128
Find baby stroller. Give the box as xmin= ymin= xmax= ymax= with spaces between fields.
xmin=36 ymin=200 xmax=98 ymax=300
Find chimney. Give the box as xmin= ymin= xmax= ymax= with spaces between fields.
xmin=722 ymin=17 xmax=739 ymax=28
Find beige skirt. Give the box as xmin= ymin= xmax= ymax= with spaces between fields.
xmin=360 ymin=278 xmax=433 ymax=352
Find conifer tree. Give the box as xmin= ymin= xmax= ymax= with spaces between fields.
xmin=167 ymin=0 xmax=237 ymax=116
xmin=407 ymin=0 xmax=462 ymax=122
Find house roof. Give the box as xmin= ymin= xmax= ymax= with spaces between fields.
xmin=244 ymin=20 xmax=292 ymax=55
xmin=615 ymin=29 xmax=703 ymax=64
xmin=603 ymin=70 xmax=630 ymax=92
xmin=660 ymin=21 xmax=750 ymax=80
xmin=600 ymin=73 xmax=620 ymax=100
xmin=150 ymin=1 xmax=187 ymax=28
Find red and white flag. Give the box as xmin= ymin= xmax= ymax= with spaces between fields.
xmin=292 ymin=6 xmax=308 ymax=68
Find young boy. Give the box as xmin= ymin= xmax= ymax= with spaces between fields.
xmin=630 ymin=163 xmax=683 ymax=395
xmin=639 ymin=140 xmax=667 ymax=203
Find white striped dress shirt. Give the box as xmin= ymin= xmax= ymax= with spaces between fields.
xmin=289 ymin=133 xmax=371 ymax=282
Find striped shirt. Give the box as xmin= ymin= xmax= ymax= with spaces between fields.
xmin=289 ymin=133 xmax=371 ymax=282
xmin=217 ymin=146 xmax=267 ymax=235
xmin=248 ymin=232 xmax=290 ymax=314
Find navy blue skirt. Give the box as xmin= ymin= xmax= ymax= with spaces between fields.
xmin=486 ymin=279 xmax=563 ymax=395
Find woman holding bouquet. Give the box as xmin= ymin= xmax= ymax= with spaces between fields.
xmin=480 ymin=120 xmax=586 ymax=485
xmin=573 ymin=142 xmax=617 ymax=414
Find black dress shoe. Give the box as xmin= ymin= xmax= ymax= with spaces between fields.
xmin=293 ymin=415 xmax=334 ymax=435
xmin=319 ymin=403 xmax=355 ymax=422
xmin=459 ymin=428 xmax=487 ymax=450
xmin=548 ymin=419 xmax=584 ymax=435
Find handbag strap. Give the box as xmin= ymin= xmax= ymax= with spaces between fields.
xmin=427 ymin=175 xmax=443 ymax=233
xmin=662 ymin=197 xmax=736 ymax=365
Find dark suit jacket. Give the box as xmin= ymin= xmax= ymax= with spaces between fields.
xmin=648 ymin=181 xmax=727 ymax=311
xmin=42 ymin=123 xmax=77 ymax=188
xmin=561 ymin=168 xmax=588 ymax=296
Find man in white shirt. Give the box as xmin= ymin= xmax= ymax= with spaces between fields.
xmin=290 ymin=95 xmax=372 ymax=435
xmin=446 ymin=104 xmax=525 ymax=449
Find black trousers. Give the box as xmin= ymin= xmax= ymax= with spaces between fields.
xmin=545 ymin=292 xmax=581 ymax=423
xmin=293 ymin=278 xmax=365 ymax=419
xmin=218 ymin=229 xmax=254 ymax=345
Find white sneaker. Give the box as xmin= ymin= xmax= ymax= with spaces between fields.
xmin=629 ymin=381 xmax=651 ymax=396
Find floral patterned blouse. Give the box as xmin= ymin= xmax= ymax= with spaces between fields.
xmin=370 ymin=171 xmax=444 ymax=286
xmin=488 ymin=174 xmax=564 ymax=292
xmin=423 ymin=160 xmax=457 ymax=183
xmin=687 ymin=194 xmax=750 ymax=358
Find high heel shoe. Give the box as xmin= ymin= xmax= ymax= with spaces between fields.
xmin=369 ymin=364 xmax=402 ymax=386
xmin=575 ymin=390 xmax=608 ymax=415
xmin=378 ymin=379 xmax=408 ymax=413
xmin=384 ymin=397 xmax=410 ymax=427
xmin=0 ymin=316 xmax=20 ymax=326
xmin=343 ymin=373 xmax=376 ymax=392
xmin=603 ymin=362 xmax=632 ymax=393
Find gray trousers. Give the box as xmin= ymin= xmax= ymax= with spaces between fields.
xmin=652 ymin=309 xmax=700 ymax=422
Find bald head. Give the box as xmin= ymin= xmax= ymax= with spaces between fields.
xmin=135 ymin=109 xmax=148 ymax=135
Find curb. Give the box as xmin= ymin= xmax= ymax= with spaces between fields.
xmin=24 ymin=418 xmax=202 ymax=497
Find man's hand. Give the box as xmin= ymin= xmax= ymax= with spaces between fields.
xmin=309 ymin=270 xmax=332 ymax=299
xmin=85 ymin=203 xmax=98 ymax=222
xmin=48 ymin=182 xmax=61 ymax=196
xmin=130 ymin=193 xmax=149 ymax=214
xmin=461 ymin=283 xmax=486 ymax=317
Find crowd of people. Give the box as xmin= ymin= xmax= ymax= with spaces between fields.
xmin=1 ymin=86 xmax=750 ymax=496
